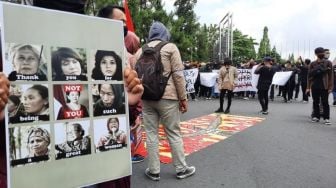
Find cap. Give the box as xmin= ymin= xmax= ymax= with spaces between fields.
xmin=263 ymin=56 xmax=272 ymax=62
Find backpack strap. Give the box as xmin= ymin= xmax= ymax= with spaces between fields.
xmin=153 ymin=41 xmax=169 ymax=51
xmin=153 ymin=41 xmax=172 ymax=79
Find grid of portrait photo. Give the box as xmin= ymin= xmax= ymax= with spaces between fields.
xmin=4 ymin=43 xmax=128 ymax=167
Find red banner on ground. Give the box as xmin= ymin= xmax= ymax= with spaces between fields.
xmin=137 ymin=114 xmax=264 ymax=163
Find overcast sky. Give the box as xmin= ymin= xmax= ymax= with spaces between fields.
xmin=162 ymin=0 xmax=336 ymax=61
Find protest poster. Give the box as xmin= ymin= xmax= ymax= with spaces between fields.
xmin=200 ymin=72 xmax=218 ymax=87
xmin=0 ymin=3 xmax=130 ymax=188
xmin=233 ymin=69 xmax=257 ymax=92
xmin=271 ymin=71 xmax=293 ymax=86
xmin=183 ymin=68 xmax=199 ymax=93
xmin=251 ymin=65 xmax=259 ymax=90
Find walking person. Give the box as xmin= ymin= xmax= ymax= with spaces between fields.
xmin=254 ymin=57 xmax=275 ymax=114
xmin=135 ymin=21 xmax=195 ymax=181
xmin=307 ymin=47 xmax=334 ymax=125
xmin=215 ymin=58 xmax=238 ymax=114
xmin=300 ymin=58 xmax=310 ymax=102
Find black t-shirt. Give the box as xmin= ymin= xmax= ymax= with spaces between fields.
xmin=256 ymin=66 xmax=275 ymax=90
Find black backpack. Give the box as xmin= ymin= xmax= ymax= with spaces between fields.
xmin=135 ymin=41 xmax=171 ymax=101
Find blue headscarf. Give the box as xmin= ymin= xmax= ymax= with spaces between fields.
xmin=148 ymin=21 xmax=171 ymax=42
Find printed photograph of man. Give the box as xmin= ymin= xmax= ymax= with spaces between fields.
xmin=54 ymin=84 xmax=89 ymax=120
xmin=10 ymin=125 xmax=51 ymax=167
xmin=93 ymin=84 xmax=125 ymax=116
xmin=91 ymin=50 xmax=123 ymax=81
xmin=51 ymin=47 xmax=88 ymax=81
xmin=9 ymin=84 xmax=50 ymax=124
xmin=5 ymin=43 xmax=47 ymax=81
xmin=94 ymin=117 xmax=127 ymax=152
xmin=55 ymin=121 xmax=91 ymax=159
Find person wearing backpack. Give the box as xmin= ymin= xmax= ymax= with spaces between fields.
xmin=135 ymin=21 xmax=195 ymax=181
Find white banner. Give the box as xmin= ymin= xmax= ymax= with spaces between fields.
xmin=200 ymin=72 xmax=218 ymax=87
xmin=233 ymin=69 xmax=257 ymax=92
xmin=272 ymin=71 xmax=293 ymax=86
xmin=183 ymin=68 xmax=199 ymax=93
xmin=251 ymin=65 xmax=259 ymax=90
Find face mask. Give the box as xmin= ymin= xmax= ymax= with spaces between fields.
xmin=123 ymin=26 xmax=128 ymax=37
xmin=317 ymin=54 xmax=325 ymax=59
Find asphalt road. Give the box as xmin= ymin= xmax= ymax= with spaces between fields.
xmin=131 ymin=94 xmax=336 ymax=188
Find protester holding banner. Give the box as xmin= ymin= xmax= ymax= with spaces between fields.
xmin=124 ymin=31 xmax=146 ymax=163
xmin=0 ymin=72 xmax=10 ymax=188
xmin=282 ymin=61 xmax=296 ymax=103
xmin=299 ymin=59 xmax=310 ymax=102
xmin=7 ymin=44 xmax=47 ymax=81
xmin=215 ymin=58 xmax=238 ymax=114
xmin=51 ymin=47 xmax=88 ymax=81
xmin=255 ymin=57 xmax=275 ymax=115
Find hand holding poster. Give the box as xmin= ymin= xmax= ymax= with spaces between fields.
xmin=1 ymin=3 xmax=130 ymax=188
xmin=271 ymin=71 xmax=293 ymax=86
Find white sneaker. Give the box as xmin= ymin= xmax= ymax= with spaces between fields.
xmin=311 ymin=117 xmax=319 ymax=122
xmin=324 ymin=119 xmax=331 ymax=125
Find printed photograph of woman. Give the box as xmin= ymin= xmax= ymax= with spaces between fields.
xmin=51 ymin=47 xmax=87 ymax=81
xmin=55 ymin=121 xmax=91 ymax=159
xmin=6 ymin=43 xmax=47 ymax=81
xmin=91 ymin=50 xmax=123 ymax=81
xmin=54 ymin=84 xmax=89 ymax=120
xmin=94 ymin=117 xmax=127 ymax=152
xmin=9 ymin=84 xmax=49 ymax=124
xmin=10 ymin=125 xmax=51 ymax=166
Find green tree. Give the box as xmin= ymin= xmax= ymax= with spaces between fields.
xmin=270 ymin=46 xmax=281 ymax=63
xmin=257 ymin=26 xmax=271 ymax=59
xmin=232 ymin=29 xmax=257 ymax=65
xmin=171 ymin=0 xmax=199 ymax=61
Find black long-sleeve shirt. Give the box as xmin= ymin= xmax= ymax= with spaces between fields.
xmin=255 ymin=65 xmax=275 ymax=90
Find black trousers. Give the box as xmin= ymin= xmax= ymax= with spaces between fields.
xmin=219 ymin=89 xmax=233 ymax=110
xmin=301 ymin=81 xmax=308 ymax=101
xmin=283 ymin=82 xmax=295 ymax=101
xmin=312 ymin=89 xmax=330 ymax=119
xmin=258 ymin=89 xmax=269 ymax=111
